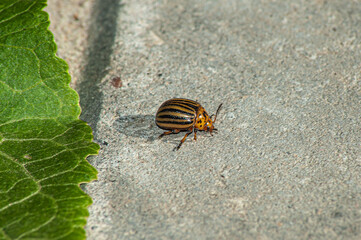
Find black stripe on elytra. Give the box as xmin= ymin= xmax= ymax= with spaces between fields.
xmin=171 ymin=101 xmax=199 ymax=111
xmin=156 ymin=120 xmax=193 ymax=125
xmin=162 ymin=103 xmax=195 ymax=112
xmin=157 ymin=114 xmax=192 ymax=120
xmin=172 ymin=99 xmax=197 ymax=105
xmin=158 ymin=108 xmax=194 ymax=116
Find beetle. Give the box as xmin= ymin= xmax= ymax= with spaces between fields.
xmin=155 ymin=98 xmax=223 ymax=150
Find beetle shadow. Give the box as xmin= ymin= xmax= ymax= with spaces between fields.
xmin=114 ymin=115 xmax=162 ymax=142
xmin=113 ymin=114 xmax=214 ymax=145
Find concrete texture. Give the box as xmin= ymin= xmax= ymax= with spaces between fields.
xmin=47 ymin=0 xmax=361 ymax=239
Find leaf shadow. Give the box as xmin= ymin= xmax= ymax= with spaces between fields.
xmin=78 ymin=0 xmax=123 ymax=137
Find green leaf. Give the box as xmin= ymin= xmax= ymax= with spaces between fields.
xmin=0 ymin=1 xmax=99 ymax=239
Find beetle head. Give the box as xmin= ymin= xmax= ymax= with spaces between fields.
xmin=195 ymin=104 xmax=222 ymax=133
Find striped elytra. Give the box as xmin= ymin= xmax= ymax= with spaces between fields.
xmin=155 ymin=98 xmax=222 ymax=151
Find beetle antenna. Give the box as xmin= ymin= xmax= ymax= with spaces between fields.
xmin=213 ymin=103 xmax=223 ymax=123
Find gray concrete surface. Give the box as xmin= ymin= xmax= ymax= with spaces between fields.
xmin=47 ymin=0 xmax=361 ymax=239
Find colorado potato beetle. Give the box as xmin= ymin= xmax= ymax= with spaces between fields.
xmin=155 ymin=98 xmax=222 ymax=150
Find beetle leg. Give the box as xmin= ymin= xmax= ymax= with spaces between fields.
xmin=174 ymin=131 xmax=193 ymax=151
xmin=194 ymin=129 xmax=198 ymax=141
xmin=159 ymin=129 xmax=180 ymax=139
xmin=158 ymin=130 xmax=172 ymax=139
xmin=172 ymin=129 xmax=181 ymax=134
xmin=210 ymin=128 xmax=218 ymax=136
